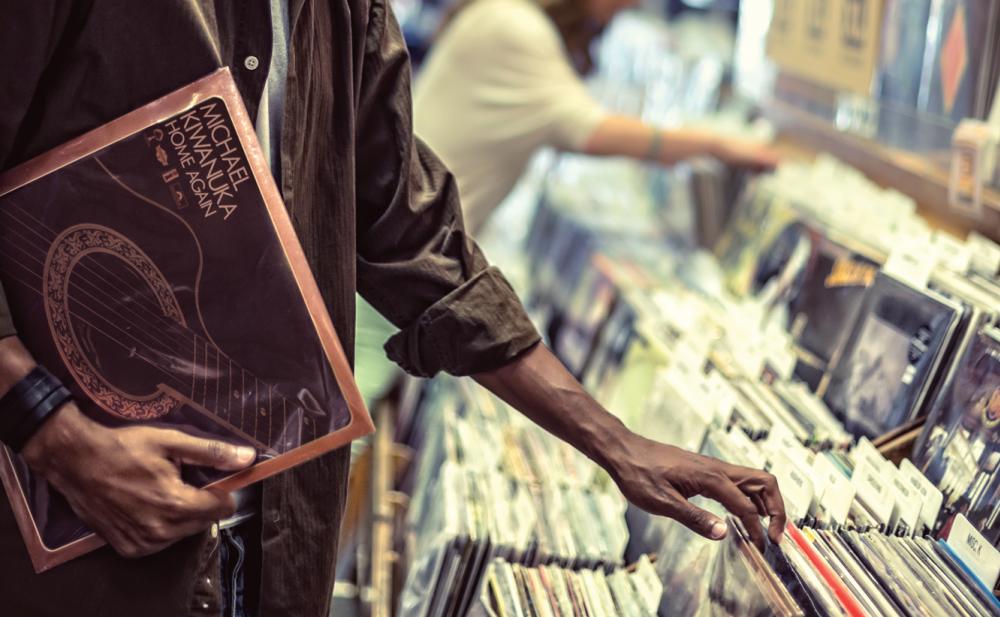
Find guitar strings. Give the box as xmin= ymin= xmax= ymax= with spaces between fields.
xmin=88 ymin=153 xmax=307 ymax=443
xmin=3 ymin=205 xmax=213 ymax=350
xmin=0 ymin=248 xmax=190 ymax=388
xmin=94 ymin=153 xmax=311 ymax=443
xmin=0 ymin=243 xmax=279 ymax=450
xmin=9 ymin=199 xmax=298 ymax=446
xmin=0 ymin=225 xmax=289 ymax=449
xmin=0 ymin=213 xmax=197 ymax=364
xmin=0 ymin=151 xmax=325 ymax=445
xmin=0 ymin=206 xmax=287 ymax=440
xmin=0 ymin=221 xmax=203 ymax=381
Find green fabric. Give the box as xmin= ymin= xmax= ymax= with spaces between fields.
xmin=355 ymin=294 xmax=399 ymax=407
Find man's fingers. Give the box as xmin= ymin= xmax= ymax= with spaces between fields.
xmin=733 ymin=469 xmax=787 ymax=545
xmin=174 ymin=484 xmax=237 ymax=522
xmin=749 ymin=491 xmax=768 ymax=518
xmin=762 ymin=482 xmax=787 ymax=545
xmin=129 ymin=486 xmax=234 ymax=555
xmin=155 ymin=429 xmax=256 ymax=471
xmin=663 ymin=491 xmax=728 ymax=541
xmin=703 ymin=473 xmax=768 ymax=550
xmin=742 ymin=470 xmax=787 ymax=545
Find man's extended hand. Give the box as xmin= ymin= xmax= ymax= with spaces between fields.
xmin=713 ymin=136 xmax=782 ymax=171
xmin=607 ymin=434 xmax=785 ymax=549
xmin=475 ymin=343 xmax=786 ymax=551
xmin=21 ymin=403 xmax=255 ymax=558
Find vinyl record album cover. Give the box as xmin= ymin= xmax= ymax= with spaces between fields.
xmin=0 ymin=69 xmax=374 ymax=572
xmin=749 ymin=222 xmax=881 ymax=392
xmin=914 ymin=327 xmax=1000 ymax=545
xmin=919 ymin=0 xmax=996 ymax=123
xmin=823 ymin=273 xmax=962 ymax=439
xmin=788 ymin=232 xmax=881 ymax=393
xmin=714 ymin=183 xmax=799 ymax=298
xmin=879 ymin=0 xmax=932 ymax=108
xmin=553 ymin=253 xmax=619 ymax=380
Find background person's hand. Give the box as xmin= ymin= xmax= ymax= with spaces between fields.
xmin=609 ymin=433 xmax=785 ymax=550
xmin=22 ymin=404 xmax=255 ymax=558
xmin=713 ymin=136 xmax=782 ymax=171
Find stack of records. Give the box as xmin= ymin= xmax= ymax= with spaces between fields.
xmin=823 ymin=272 xmax=964 ymax=439
xmin=481 ymin=148 xmax=1000 ymax=616
xmin=709 ymin=518 xmax=804 ymax=617
xmin=471 ymin=555 xmax=662 ymax=617
xmin=397 ymin=380 xmax=628 ymax=617
xmin=714 ymin=179 xmax=800 ymax=298
xmin=626 ymin=427 xmax=807 ymax=617
xmin=769 ymin=523 xmax=1000 ymax=617
xmin=913 ymin=325 xmax=1000 ymax=546
xmin=749 ymin=220 xmax=883 ymax=391
xmin=684 ymin=159 xmax=749 ymax=250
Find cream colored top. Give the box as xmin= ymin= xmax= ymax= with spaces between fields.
xmin=413 ymin=0 xmax=607 ymax=231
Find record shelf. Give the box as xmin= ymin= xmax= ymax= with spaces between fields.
xmin=338 ymin=397 xmax=412 ymax=617
xmin=764 ymin=98 xmax=1000 ymax=244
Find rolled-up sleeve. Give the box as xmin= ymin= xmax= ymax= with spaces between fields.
xmin=354 ymin=0 xmax=540 ymax=377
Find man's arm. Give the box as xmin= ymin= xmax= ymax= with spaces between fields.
xmin=354 ymin=0 xmax=540 ymax=377
xmin=465 ymin=15 xmax=779 ymax=172
xmin=474 ymin=343 xmax=786 ymax=548
xmin=583 ymin=116 xmax=781 ymax=170
xmin=355 ymin=0 xmax=785 ymax=548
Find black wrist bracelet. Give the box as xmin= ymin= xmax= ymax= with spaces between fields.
xmin=0 ymin=367 xmax=52 ymax=437
xmin=7 ymin=385 xmax=73 ymax=452
xmin=0 ymin=366 xmax=74 ymax=452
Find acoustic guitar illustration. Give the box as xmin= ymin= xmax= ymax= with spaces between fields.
xmin=44 ymin=224 xmax=187 ymax=421
xmin=0 ymin=159 xmax=327 ymax=456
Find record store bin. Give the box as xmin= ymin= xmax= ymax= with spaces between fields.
xmin=334 ymin=1 xmax=1000 ymax=615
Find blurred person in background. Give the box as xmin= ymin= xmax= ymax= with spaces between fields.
xmin=412 ymin=0 xmax=780 ymax=233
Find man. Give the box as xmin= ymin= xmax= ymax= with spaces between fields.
xmin=0 ymin=2 xmax=785 ymax=616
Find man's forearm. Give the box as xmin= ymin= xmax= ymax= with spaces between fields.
xmin=473 ymin=340 xmax=788 ymax=548
xmin=0 ymin=336 xmax=38 ymax=396
xmin=582 ymin=115 xmax=721 ymax=165
xmin=582 ymin=116 xmax=780 ymax=171
xmin=473 ymin=342 xmax=633 ymax=477
xmin=0 ymin=336 xmax=95 ymax=473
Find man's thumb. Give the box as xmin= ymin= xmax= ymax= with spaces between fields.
xmin=674 ymin=500 xmax=728 ymax=541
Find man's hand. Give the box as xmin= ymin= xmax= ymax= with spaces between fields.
xmin=21 ymin=403 xmax=255 ymax=558
xmin=475 ymin=343 xmax=786 ymax=551
xmin=583 ymin=117 xmax=781 ymax=171
xmin=607 ymin=434 xmax=785 ymax=549
xmin=713 ymin=136 xmax=782 ymax=171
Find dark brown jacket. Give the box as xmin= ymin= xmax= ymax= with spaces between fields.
xmin=0 ymin=1 xmax=539 ymax=615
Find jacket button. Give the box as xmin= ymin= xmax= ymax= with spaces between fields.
xmin=244 ymin=55 xmax=260 ymax=71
